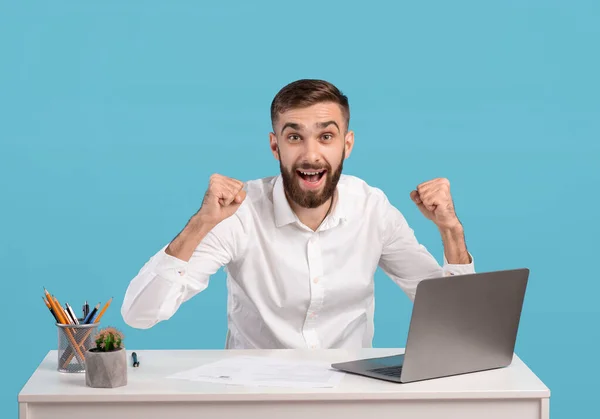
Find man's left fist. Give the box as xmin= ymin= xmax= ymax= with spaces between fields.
xmin=410 ymin=178 xmax=461 ymax=230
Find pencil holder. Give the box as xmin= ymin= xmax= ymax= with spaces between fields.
xmin=56 ymin=323 xmax=99 ymax=373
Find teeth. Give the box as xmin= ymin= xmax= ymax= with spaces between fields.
xmin=299 ymin=170 xmax=323 ymax=176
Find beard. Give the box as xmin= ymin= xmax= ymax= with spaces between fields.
xmin=279 ymin=148 xmax=345 ymax=209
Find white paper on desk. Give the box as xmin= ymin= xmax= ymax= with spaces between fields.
xmin=167 ymin=356 xmax=345 ymax=388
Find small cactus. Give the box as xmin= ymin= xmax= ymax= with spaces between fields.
xmin=93 ymin=327 xmax=124 ymax=352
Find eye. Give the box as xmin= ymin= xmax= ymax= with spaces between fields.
xmin=288 ymin=134 xmax=301 ymax=142
xmin=322 ymin=133 xmax=333 ymax=141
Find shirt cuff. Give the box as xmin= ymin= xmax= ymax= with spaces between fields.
xmin=150 ymin=246 xmax=191 ymax=285
xmin=442 ymin=252 xmax=475 ymax=276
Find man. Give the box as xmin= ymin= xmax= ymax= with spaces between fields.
xmin=121 ymin=79 xmax=474 ymax=349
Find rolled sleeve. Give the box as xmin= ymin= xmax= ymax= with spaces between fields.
xmin=121 ymin=210 xmax=248 ymax=329
xmin=151 ymin=246 xmax=192 ymax=285
xmin=442 ymin=252 xmax=475 ymax=276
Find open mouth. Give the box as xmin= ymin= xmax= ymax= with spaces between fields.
xmin=296 ymin=169 xmax=327 ymax=188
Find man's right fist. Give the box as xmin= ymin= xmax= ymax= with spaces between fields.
xmin=196 ymin=174 xmax=246 ymax=226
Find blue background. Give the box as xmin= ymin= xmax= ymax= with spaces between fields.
xmin=1 ymin=1 xmax=598 ymax=417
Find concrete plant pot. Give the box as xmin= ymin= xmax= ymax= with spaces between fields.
xmin=85 ymin=347 xmax=127 ymax=388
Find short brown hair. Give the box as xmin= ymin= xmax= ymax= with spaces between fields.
xmin=270 ymin=79 xmax=350 ymax=132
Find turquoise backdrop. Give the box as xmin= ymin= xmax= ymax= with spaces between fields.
xmin=1 ymin=1 xmax=598 ymax=418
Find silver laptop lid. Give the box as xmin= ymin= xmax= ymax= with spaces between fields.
xmin=400 ymin=268 xmax=529 ymax=383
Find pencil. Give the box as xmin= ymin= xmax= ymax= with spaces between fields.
xmin=62 ymin=297 xmax=112 ymax=368
xmin=42 ymin=296 xmax=59 ymax=323
xmin=45 ymin=288 xmax=86 ymax=363
xmin=94 ymin=297 xmax=112 ymax=323
xmin=44 ymin=289 xmax=64 ymax=324
xmin=55 ymin=298 xmax=74 ymax=325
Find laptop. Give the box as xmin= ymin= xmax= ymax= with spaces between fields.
xmin=331 ymin=268 xmax=529 ymax=383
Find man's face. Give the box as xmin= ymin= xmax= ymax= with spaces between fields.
xmin=269 ymin=102 xmax=354 ymax=208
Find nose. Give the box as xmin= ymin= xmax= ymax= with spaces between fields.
xmin=300 ymin=137 xmax=321 ymax=165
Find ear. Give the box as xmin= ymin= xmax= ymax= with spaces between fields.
xmin=343 ymin=130 xmax=355 ymax=159
xmin=269 ymin=132 xmax=280 ymax=161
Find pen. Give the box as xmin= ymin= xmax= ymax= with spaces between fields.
xmin=44 ymin=288 xmax=86 ymax=363
xmin=61 ymin=296 xmax=112 ymax=368
xmin=83 ymin=300 xmax=89 ymax=319
xmin=132 ymin=352 xmax=139 ymax=367
xmin=65 ymin=303 xmax=79 ymax=325
xmin=83 ymin=303 xmax=100 ymax=324
xmin=61 ymin=306 xmax=73 ymax=324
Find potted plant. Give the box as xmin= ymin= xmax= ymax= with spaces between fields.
xmin=85 ymin=326 xmax=127 ymax=388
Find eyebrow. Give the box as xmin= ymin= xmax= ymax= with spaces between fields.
xmin=280 ymin=120 xmax=340 ymax=135
xmin=280 ymin=122 xmax=302 ymax=135
xmin=316 ymin=120 xmax=340 ymax=133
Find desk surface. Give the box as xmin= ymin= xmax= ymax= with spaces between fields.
xmin=19 ymin=348 xmax=550 ymax=403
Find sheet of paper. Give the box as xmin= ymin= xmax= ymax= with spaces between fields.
xmin=167 ymin=355 xmax=345 ymax=388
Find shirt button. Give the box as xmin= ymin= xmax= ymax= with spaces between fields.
xmin=313 ymin=277 xmax=319 ymax=284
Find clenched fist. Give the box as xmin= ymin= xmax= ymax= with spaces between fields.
xmin=197 ymin=174 xmax=246 ymax=226
xmin=410 ymin=178 xmax=461 ymax=230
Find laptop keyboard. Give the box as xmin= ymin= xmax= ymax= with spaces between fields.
xmin=368 ymin=365 xmax=403 ymax=377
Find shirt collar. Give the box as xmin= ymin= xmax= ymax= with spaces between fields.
xmin=273 ymin=174 xmax=348 ymax=229
xmin=273 ymin=175 xmax=298 ymax=227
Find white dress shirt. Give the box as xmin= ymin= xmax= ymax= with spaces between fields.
xmin=121 ymin=174 xmax=475 ymax=349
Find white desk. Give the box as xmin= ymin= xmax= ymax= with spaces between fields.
xmin=18 ymin=348 xmax=550 ymax=419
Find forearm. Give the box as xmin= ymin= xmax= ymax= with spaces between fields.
xmin=166 ymin=215 xmax=216 ymax=262
xmin=439 ymin=224 xmax=471 ymax=264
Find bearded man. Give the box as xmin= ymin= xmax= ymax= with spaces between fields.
xmin=121 ymin=79 xmax=474 ymax=349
